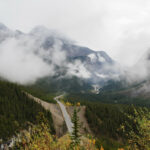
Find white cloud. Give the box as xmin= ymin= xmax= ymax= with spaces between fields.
xmin=97 ymin=54 xmax=105 ymax=62
xmin=95 ymin=73 xmax=107 ymax=79
xmin=0 ymin=27 xmax=92 ymax=84
xmin=124 ymin=49 xmax=150 ymax=83
xmin=0 ymin=36 xmax=53 ymax=84
xmin=88 ymin=53 xmax=97 ymax=62
xmin=66 ymin=60 xmax=91 ymax=79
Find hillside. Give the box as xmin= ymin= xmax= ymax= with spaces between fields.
xmin=0 ymin=80 xmax=55 ymax=141
xmin=1 ymin=79 xmax=150 ymax=149
xmin=26 ymin=93 xmax=67 ymax=137
xmin=63 ymin=93 xmax=150 ymax=149
xmin=13 ymin=116 xmax=98 ymax=150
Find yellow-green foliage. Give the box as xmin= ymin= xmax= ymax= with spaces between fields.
xmin=127 ymin=108 xmax=150 ymax=150
xmin=119 ymin=107 xmax=150 ymax=150
xmin=66 ymin=102 xmax=72 ymax=106
xmin=14 ymin=124 xmax=98 ymax=150
xmin=14 ymin=117 xmax=54 ymax=149
xmin=76 ymin=102 xmax=80 ymax=106
xmin=13 ymin=112 xmax=98 ymax=150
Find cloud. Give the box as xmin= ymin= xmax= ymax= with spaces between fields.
xmin=123 ymin=49 xmax=150 ymax=83
xmin=0 ymin=26 xmax=91 ymax=84
xmin=0 ymin=36 xmax=53 ymax=84
xmin=66 ymin=60 xmax=91 ymax=79
xmin=1 ymin=22 xmax=150 ymax=86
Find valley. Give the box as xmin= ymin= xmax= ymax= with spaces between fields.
xmin=0 ymin=22 xmax=150 ymax=150
xmin=26 ymin=93 xmax=67 ymax=137
xmin=1 ymin=73 xmax=150 ymax=149
xmin=27 ymin=93 xmax=92 ymax=136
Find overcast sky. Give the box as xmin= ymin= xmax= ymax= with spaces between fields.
xmin=0 ymin=0 xmax=150 ymax=66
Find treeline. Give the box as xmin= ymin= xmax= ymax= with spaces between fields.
xmin=65 ymin=92 xmax=150 ymax=107
xmin=0 ymin=80 xmax=55 ymax=141
xmin=27 ymin=76 xmax=92 ymax=93
xmin=22 ymin=84 xmax=56 ymax=103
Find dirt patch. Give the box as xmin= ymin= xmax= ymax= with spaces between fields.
xmin=26 ymin=93 xmax=67 ymax=137
xmin=66 ymin=106 xmax=92 ymax=135
xmin=49 ymin=104 xmax=67 ymax=137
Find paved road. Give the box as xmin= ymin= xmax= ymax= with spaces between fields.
xmin=54 ymin=96 xmax=73 ymax=133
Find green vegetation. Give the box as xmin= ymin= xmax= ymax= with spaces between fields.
xmin=1 ymin=77 xmax=150 ymax=149
xmin=121 ymin=107 xmax=150 ymax=149
xmin=70 ymin=107 xmax=81 ymax=148
xmin=22 ymin=84 xmax=56 ymax=103
xmin=100 ymin=80 xmax=127 ymax=92
xmin=0 ymin=80 xmax=55 ymax=141
xmin=28 ymin=76 xmax=92 ymax=93
xmin=14 ymin=112 xmax=97 ymax=150
xmin=65 ymin=91 xmax=150 ymax=107
xmin=64 ymin=93 xmax=150 ymax=149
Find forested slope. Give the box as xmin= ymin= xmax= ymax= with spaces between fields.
xmin=0 ymin=80 xmax=55 ymax=141
xmin=64 ymin=93 xmax=150 ymax=149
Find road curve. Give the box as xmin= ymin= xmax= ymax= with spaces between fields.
xmin=54 ymin=96 xmax=73 ymax=133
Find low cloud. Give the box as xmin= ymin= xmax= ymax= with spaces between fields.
xmin=66 ymin=60 xmax=91 ymax=79
xmin=0 ymin=36 xmax=52 ymax=84
xmin=122 ymin=49 xmax=150 ymax=84
xmin=0 ymin=26 xmax=91 ymax=84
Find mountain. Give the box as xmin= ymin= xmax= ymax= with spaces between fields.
xmin=1 ymin=23 xmax=150 ymax=150
xmin=0 ymin=23 xmax=121 ymax=92
xmin=29 ymin=26 xmax=119 ymax=83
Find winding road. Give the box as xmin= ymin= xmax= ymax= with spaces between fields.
xmin=27 ymin=93 xmax=73 ymax=134
xmin=54 ymin=96 xmax=73 ymax=133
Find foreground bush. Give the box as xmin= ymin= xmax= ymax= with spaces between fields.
xmin=14 ymin=112 xmax=97 ymax=150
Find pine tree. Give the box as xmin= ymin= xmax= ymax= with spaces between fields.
xmin=70 ymin=106 xmax=81 ymax=149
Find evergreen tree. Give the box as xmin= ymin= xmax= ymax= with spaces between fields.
xmin=70 ymin=107 xmax=81 ymax=149
xmin=122 ymin=107 xmax=150 ymax=150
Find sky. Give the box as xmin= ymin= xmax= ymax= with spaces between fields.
xmin=0 ymin=0 xmax=150 ymax=66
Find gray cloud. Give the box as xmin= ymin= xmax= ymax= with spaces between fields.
xmin=0 ymin=26 xmax=91 ymax=84
xmin=123 ymin=49 xmax=150 ymax=84
xmin=0 ymin=35 xmax=52 ymax=84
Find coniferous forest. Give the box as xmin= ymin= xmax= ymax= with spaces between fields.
xmin=64 ymin=93 xmax=150 ymax=149
xmin=0 ymin=80 xmax=55 ymax=141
